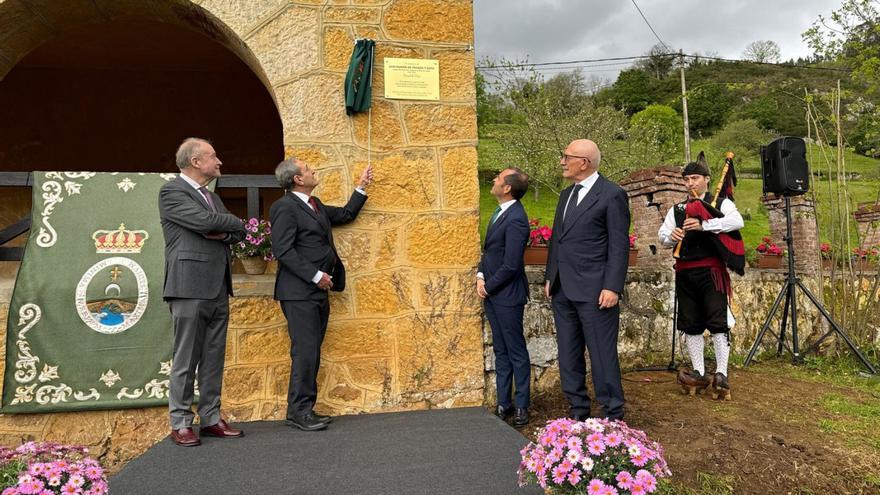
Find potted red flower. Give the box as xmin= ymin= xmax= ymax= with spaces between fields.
xmin=755 ymin=236 xmax=784 ymax=269
xmin=851 ymin=246 xmax=879 ymax=272
xmin=628 ymin=234 xmax=638 ymax=266
xmin=820 ymin=242 xmax=835 ymax=270
xmin=524 ymin=219 xmax=552 ymax=265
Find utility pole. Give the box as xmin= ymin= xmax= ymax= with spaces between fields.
xmin=679 ymin=49 xmax=691 ymax=163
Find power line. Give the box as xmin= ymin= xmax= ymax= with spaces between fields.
xmin=474 ymin=54 xmax=660 ymax=70
xmin=630 ymin=0 xmax=671 ymax=52
xmin=476 ymin=52 xmax=851 ymax=74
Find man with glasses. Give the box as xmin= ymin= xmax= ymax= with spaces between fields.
xmin=544 ymin=139 xmax=630 ymax=421
xmin=477 ymin=168 xmax=531 ymax=427
xmin=159 ymin=137 xmax=247 ymax=446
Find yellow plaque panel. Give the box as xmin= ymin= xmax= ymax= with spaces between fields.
xmin=383 ymin=58 xmax=440 ymax=101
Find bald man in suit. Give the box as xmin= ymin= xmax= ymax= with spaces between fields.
xmin=544 ymin=139 xmax=630 ymax=421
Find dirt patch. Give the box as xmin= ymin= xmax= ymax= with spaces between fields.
xmin=518 ymin=365 xmax=880 ymax=494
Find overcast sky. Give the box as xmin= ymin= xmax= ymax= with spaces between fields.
xmin=474 ymin=0 xmax=839 ymax=83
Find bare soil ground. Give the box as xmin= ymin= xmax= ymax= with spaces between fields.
xmin=519 ymin=362 xmax=880 ymax=494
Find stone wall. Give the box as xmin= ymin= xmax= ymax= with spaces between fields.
xmin=482 ymin=266 xmax=827 ymax=402
xmin=621 ymin=166 xmax=687 ymax=268
xmin=764 ymin=195 xmax=821 ymax=274
xmin=854 ymin=202 xmax=880 ymax=248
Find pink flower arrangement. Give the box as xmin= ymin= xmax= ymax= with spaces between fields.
xmin=629 ymin=234 xmax=638 ymax=250
xmin=756 ymin=236 xmax=784 ymax=257
xmin=0 ymin=442 xmax=107 ymax=495
xmin=518 ymin=418 xmax=671 ymax=494
xmin=529 ymin=219 xmax=552 ymax=247
xmin=231 ymin=218 xmax=273 ymax=261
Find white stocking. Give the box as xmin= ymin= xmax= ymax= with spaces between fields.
xmin=713 ymin=332 xmax=730 ymax=376
xmin=684 ymin=334 xmax=705 ymax=375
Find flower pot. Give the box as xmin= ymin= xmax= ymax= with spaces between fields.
xmin=757 ymin=254 xmax=783 ymax=269
xmin=628 ymin=249 xmax=638 ymax=266
xmin=523 ymin=245 xmax=549 ymax=265
xmin=240 ymin=256 xmax=267 ymax=275
xmin=853 ymin=260 xmax=877 ymax=272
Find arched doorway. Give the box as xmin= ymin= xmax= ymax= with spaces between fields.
xmin=0 ymin=1 xmax=285 ymax=276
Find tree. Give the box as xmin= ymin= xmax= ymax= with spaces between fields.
xmin=629 ymin=104 xmax=684 ymax=163
xmin=608 ymin=69 xmax=655 ymax=115
xmin=676 ymin=83 xmax=736 ymax=136
xmin=803 ymin=0 xmax=880 ymax=92
xmin=742 ymin=40 xmax=782 ymax=63
xmin=635 ymin=44 xmax=677 ymax=80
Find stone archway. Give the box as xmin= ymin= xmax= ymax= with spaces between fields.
xmin=0 ymin=0 xmax=284 ymax=174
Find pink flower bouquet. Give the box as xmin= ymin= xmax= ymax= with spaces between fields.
xmin=0 ymin=442 xmax=107 ymax=495
xmin=529 ymin=219 xmax=552 ymax=247
xmin=518 ymin=418 xmax=671 ymax=495
xmin=232 ymin=217 xmax=273 ymax=261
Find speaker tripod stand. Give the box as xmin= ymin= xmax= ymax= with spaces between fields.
xmin=743 ymin=196 xmax=877 ymax=374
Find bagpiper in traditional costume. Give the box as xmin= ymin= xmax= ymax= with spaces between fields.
xmin=658 ymin=152 xmax=744 ymax=400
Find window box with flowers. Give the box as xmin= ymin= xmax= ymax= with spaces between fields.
xmin=524 ymin=219 xmax=552 ymax=265
xmin=820 ymin=242 xmax=835 ymax=270
xmin=755 ymin=236 xmax=784 ymax=269
xmin=232 ymin=218 xmax=273 ymax=275
xmin=851 ymin=246 xmax=879 ymax=272
xmin=628 ymin=234 xmax=638 ymax=266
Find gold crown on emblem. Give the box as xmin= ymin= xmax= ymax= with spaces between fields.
xmin=92 ymin=224 xmax=149 ymax=254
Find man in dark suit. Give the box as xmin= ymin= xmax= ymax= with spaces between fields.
xmin=544 ymin=139 xmax=630 ymax=421
xmin=270 ymin=157 xmax=372 ymax=431
xmin=159 ymin=137 xmax=247 ymax=447
xmin=477 ymin=167 xmax=532 ymax=427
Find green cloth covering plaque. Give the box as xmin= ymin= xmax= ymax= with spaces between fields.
xmin=2 ymin=172 xmax=181 ymax=413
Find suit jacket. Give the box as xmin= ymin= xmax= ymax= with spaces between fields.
xmin=270 ymin=190 xmax=367 ymax=301
xmin=545 ymin=174 xmax=630 ymax=303
xmin=159 ymin=176 xmax=246 ymax=300
xmin=478 ymin=200 xmax=529 ymax=307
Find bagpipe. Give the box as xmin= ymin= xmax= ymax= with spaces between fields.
xmin=672 ymin=152 xmax=745 ymax=275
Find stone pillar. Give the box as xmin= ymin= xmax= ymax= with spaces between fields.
xmin=620 ymin=166 xmax=687 ymax=268
xmin=762 ymin=195 xmax=821 ymax=274
xmin=854 ymin=202 xmax=880 ymax=248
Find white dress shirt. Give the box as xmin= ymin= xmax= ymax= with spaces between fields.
xmin=562 ymin=172 xmax=600 ymax=220
xmin=291 ymin=189 xmax=367 ymax=284
xmin=658 ymin=197 xmax=744 ymax=247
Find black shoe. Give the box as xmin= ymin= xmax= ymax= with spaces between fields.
xmin=569 ymin=412 xmax=590 ymax=421
xmin=285 ymin=412 xmax=328 ymax=431
xmin=513 ymin=408 xmax=529 ymax=427
xmin=494 ymin=405 xmax=513 ymax=420
xmin=311 ymin=412 xmax=332 ymax=424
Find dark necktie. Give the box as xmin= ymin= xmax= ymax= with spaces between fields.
xmin=198 ymin=186 xmax=217 ymax=212
xmin=487 ymin=206 xmax=501 ymax=230
xmin=563 ymin=184 xmax=583 ymax=221
xmin=308 ymin=196 xmax=319 ymax=214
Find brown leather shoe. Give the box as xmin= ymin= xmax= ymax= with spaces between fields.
xmin=171 ymin=427 xmax=201 ymax=447
xmin=677 ymin=369 xmax=711 ymax=396
xmin=200 ymin=419 xmax=244 ymax=438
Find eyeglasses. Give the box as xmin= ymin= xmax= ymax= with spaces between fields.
xmin=560 ymin=153 xmax=591 ymax=164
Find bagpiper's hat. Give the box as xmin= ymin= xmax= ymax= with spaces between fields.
xmin=682 ymin=151 xmax=710 ymax=176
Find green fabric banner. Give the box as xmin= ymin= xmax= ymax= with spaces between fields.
xmin=2 ymin=172 xmax=180 ymax=413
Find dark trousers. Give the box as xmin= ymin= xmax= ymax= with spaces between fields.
xmin=281 ymin=298 xmax=330 ymax=417
xmin=167 ymin=293 xmax=230 ymax=430
xmin=485 ymin=299 xmax=530 ymax=409
xmin=676 ymin=267 xmax=729 ymax=335
xmin=552 ymin=287 xmax=625 ymax=420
